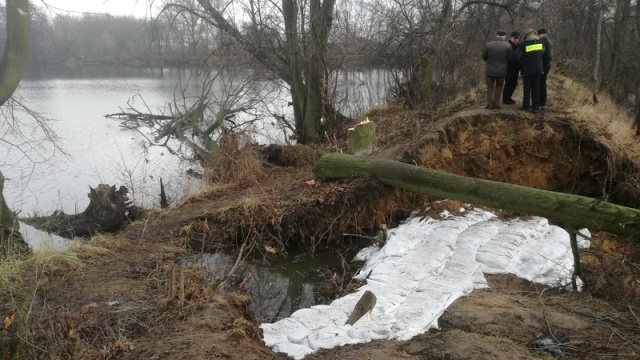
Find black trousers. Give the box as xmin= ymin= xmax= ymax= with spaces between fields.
xmin=502 ymin=70 xmax=519 ymax=102
xmin=522 ymin=74 xmax=541 ymax=109
xmin=540 ymin=73 xmax=548 ymax=106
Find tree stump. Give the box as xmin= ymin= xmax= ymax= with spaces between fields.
xmin=22 ymin=184 xmax=137 ymax=238
xmin=348 ymin=118 xmax=376 ymax=156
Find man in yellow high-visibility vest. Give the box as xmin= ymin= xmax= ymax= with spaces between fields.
xmin=515 ymin=29 xmax=546 ymax=113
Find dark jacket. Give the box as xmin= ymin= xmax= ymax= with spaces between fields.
xmin=507 ymin=39 xmax=520 ymax=73
xmin=482 ymin=37 xmax=514 ymax=77
xmin=540 ymin=36 xmax=553 ymax=74
xmin=515 ymin=38 xmax=545 ymax=76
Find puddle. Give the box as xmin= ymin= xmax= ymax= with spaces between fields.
xmin=178 ymin=247 xmax=357 ymax=323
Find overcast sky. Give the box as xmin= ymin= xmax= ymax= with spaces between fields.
xmin=37 ymin=0 xmax=154 ymax=18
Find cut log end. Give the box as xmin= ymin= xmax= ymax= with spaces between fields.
xmin=348 ymin=120 xmax=376 ymax=157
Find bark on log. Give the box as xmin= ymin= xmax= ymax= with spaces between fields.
xmin=314 ymin=153 xmax=640 ymax=238
xmin=21 ymin=184 xmax=137 ymax=238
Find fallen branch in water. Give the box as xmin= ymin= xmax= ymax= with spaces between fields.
xmin=105 ymin=112 xmax=175 ymax=121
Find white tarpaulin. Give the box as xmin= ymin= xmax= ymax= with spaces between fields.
xmin=261 ymin=207 xmax=590 ymax=359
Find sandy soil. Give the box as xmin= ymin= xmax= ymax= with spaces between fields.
xmin=7 ymin=75 xmax=640 ymax=359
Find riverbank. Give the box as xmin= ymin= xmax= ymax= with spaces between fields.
xmin=2 ymin=73 xmax=640 ymax=359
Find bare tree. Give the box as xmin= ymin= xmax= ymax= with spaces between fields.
xmin=0 ymin=0 xmax=30 ymax=254
xmin=160 ymin=0 xmax=216 ymax=63
xmin=156 ymin=0 xmax=343 ymax=144
xmin=608 ymin=0 xmax=632 ymax=101
xmin=593 ymin=0 xmax=604 ymax=98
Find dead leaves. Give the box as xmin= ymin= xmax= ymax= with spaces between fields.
xmin=300 ymin=183 xmax=346 ymax=207
xmin=2 ymin=312 xmax=15 ymax=334
xmin=264 ymin=245 xmax=278 ymax=254
xmin=81 ymin=302 xmax=99 ymax=315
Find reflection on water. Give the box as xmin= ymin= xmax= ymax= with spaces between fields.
xmin=19 ymin=221 xmax=69 ymax=251
xmin=3 ymin=66 xmax=393 ymax=218
xmin=178 ymin=247 xmax=351 ymax=323
xmin=24 ymin=66 xmax=192 ymax=81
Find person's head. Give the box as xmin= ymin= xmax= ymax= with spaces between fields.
xmin=537 ymin=28 xmax=548 ymax=39
xmin=523 ymin=28 xmax=538 ymax=41
xmin=496 ymin=31 xmax=507 ymax=41
xmin=510 ymin=31 xmax=520 ymax=43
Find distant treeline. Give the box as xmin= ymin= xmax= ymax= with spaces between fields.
xmin=0 ymin=8 xmax=217 ymax=66
xmin=0 ymin=1 xmax=637 ymax=123
xmin=0 ymin=3 xmax=380 ymax=68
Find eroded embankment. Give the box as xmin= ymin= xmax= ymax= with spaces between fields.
xmin=408 ymin=112 xmax=640 ymax=208
xmin=126 ymin=111 xmax=640 ymax=256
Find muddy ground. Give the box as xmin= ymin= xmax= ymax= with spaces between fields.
xmin=5 ymin=75 xmax=640 ymax=359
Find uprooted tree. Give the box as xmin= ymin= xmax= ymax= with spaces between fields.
xmin=0 ymin=0 xmax=31 ymax=256
xmin=21 ymin=184 xmax=138 ymax=238
xmin=314 ymin=153 xmax=640 ymax=238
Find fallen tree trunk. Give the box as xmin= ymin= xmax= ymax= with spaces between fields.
xmin=314 ymin=153 xmax=640 ymax=238
xmin=21 ymin=184 xmax=138 ymax=238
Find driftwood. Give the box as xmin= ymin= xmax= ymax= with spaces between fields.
xmin=314 ymin=153 xmax=640 ymax=238
xmin=21 ymin=184 xmax=138 ymax=238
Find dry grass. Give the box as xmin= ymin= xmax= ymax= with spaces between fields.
xmin=434 ymin=86 xmax=485 ymax=116
xmin=25 ymin=249 xmax=84 ymax=275
xmin=1 ymin=246 xmax=84 ymax=357
xmin=203 ymin=133 xmax=265 ymax=185
xmin=0 ymin=254 xmax=27 ymax=296
xmin=553 ymin=74 xmax=639 ymax=161
xmin=69 ymin=234 xmax=121 ymax=259
xmin=1 ymin=248 xmax=84 ymax=297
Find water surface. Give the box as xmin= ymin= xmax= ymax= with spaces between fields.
xmin=3 ymin=66 xmax=392 ymax=216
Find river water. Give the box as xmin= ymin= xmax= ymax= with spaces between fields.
xmin=2 ymin=66 xmax=392 ymax=216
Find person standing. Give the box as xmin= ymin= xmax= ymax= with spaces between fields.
xmin=481 ymin=31 xmax=513 ymax=109
xmin=502 ymin=31 xmax=520 ymax=105
xmin=537 ymin=28 xmax=553 ymax=109
xmin=515 ymin=28 xmax=545 ymax=113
